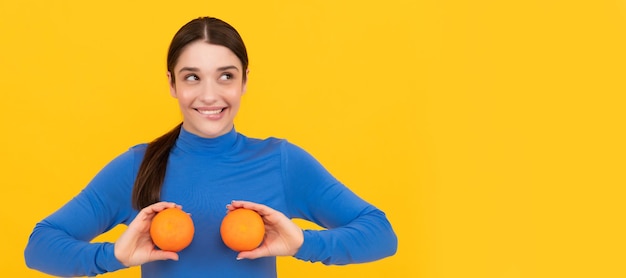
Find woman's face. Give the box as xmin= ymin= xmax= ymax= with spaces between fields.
xmin=168 ymin=41 xmax=247 ymax=138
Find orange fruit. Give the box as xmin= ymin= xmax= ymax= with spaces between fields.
xmin=220 ymin=208 xmax=265 ymax=252
xmin=150 ymin=207 xmax=194 ymax=252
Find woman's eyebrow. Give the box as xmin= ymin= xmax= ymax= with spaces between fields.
xmin=178 ymin=67 xmax=200 ymax=73
xmin=217 ymin=65 xmax=240 ymax=72
xmin=177 ymin=65 xmax=239 ymax=74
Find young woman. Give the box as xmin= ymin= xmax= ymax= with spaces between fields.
xmin=24 ymin=17 xmax=397 ymax=277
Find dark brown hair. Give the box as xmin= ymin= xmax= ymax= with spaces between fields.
xmin=132 ymin=17 xmax=249 ymax=210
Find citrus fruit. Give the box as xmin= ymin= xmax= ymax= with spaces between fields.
xmin=220 ymin=208 xmax=265 ymax=252
xmin=150 ymin=207 xmax=194 ymax=252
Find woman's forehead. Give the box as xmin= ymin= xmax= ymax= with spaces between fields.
xmin=175 ymin=41 xmax=242 ymax=71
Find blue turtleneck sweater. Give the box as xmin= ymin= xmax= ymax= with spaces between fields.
xmin=24 ymin=127 xmax=397 ymax=277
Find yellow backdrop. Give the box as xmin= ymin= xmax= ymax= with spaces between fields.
xmin=1 ymin=0 xmax=625 ymax=277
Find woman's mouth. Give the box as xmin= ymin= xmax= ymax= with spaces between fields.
xmin=195 ymin=107 xmax=225 ymax=115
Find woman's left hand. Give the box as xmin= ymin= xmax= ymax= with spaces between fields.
xmin=226 ymin=200 xmax=304 ymax=260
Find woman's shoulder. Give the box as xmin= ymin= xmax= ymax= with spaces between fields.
xmin=116 ymin=143 xmax=149 ymax=160
xmin=102 ymin=143 xmax=149 ymax=168
xmin=243 ymin=135 xmax=285 ymax=145
xmin=129 ymin=143 xmax=149 ymax=153
xmin=240 ymin=134 xmax=314 ymax=159
xmin=240 ymin=134 xmax=288 ymax=153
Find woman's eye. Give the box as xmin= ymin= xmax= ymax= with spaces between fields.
xmin=185 ymin=74 xmax=199 ymax=81
xmin=219 ymin=73 xmax=233 ymax=81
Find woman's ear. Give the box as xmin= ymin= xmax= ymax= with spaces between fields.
xmin=167 ymin=71 xmax=177 ymax=98
xmin=243 ymin=68 xmax=250 ymax=94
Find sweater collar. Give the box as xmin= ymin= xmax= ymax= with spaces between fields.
xmin=175 ymin=125 xmax=239 ymax=154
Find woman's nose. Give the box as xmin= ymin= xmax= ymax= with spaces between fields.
xmin=199 ymin=81 xmax=219 ymax=101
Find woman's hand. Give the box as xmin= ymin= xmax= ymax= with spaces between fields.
xmin=114 ymin=202 xmax=181 ymax=267
xmin=226 ymin=200 xmax=304 ymax=260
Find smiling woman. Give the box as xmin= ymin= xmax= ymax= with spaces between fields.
xmin=168 ymin=41 xmax=247 ymax=139
xmin=23 ymin=16 xmax=397 ymax=278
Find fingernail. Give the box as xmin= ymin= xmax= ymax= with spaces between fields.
xmin=236 ymin=257 xmax=243 ymax=260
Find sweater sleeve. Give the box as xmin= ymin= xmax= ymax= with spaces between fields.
xmin=281 ymin=142 xmax=397 ymax=265
xmin=24 ymin=147 xmax=140 ymax=276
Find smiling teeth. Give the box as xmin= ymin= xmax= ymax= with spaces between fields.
xmin=197 ymin=109 xmax=222 ymax=115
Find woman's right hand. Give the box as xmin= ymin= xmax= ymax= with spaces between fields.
xmin=114 ymin=202 xmax=181 ymax=267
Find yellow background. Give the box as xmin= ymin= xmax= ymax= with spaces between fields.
xmin=1 ymin=0 xmax=625 ymax=277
